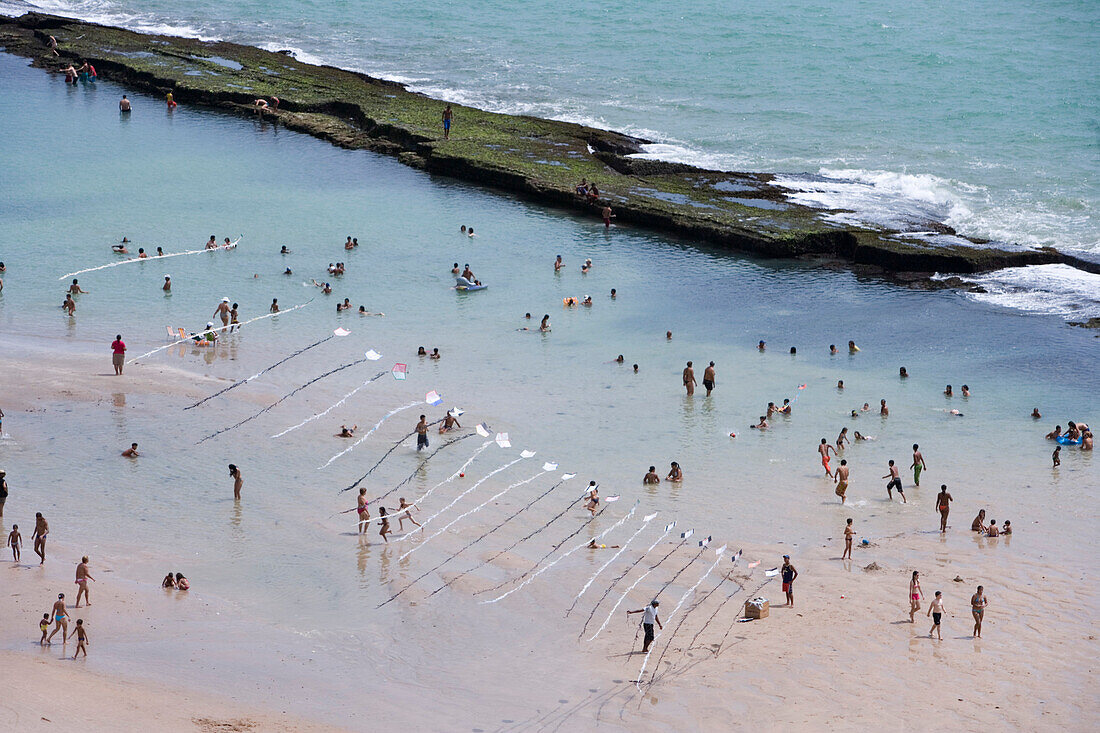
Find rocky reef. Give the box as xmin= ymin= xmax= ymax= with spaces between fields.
xmin=3 ymin=12 xmax=1093 ymax=280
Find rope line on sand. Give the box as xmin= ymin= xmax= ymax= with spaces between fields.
xmin=127 ymin=298 xmax=312 ymax=364
xmin=376 ymin=468 xmax=550 ymax=607
xmin=565 ymin=512 xmax=658 ymax=616
xmin=269 ymin=370 xmax=387 ymax=439
xmin=481 ymin=502 xmax=638 ymax=605
xmin=579 ymin=521 xmax=676 ymax=639
xmin=587 ymin=533 xmax=692 ymax=641
xmin=59 ymin=236 xmax=242 ymax=280
xmin=185 ymin=324 xmax=342 ymax=410
xmin=636 ymin=545 xmax=726 ymax=687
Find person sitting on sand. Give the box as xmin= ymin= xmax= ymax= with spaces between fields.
xmin=121 ymin=443 xmax=139 ymax=458
xmin=986 ymin=520 xmax=999 ymax=537
xmin=971 ymin=509 xmax=987 ymax=533
xmin=643 ymin=466 xmax=660 ymax=484
xmin=1002 ymin=520 xmax=1012 ymax=535
xmin=751 ymin=416 xmax=768 ymax=429
xmin=175 ymin=573 xmax=189 ymax=590
xmin=162 ymin=572 xmax=176 ymax=589
xmin=338 ymin=425 xmax=357 ymax=438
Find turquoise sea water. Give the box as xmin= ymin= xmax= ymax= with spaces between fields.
xmin=0 ymin=29 xmax=1097 ymax=727
xmin=3 ymin=0 xmax=1098 ymax=262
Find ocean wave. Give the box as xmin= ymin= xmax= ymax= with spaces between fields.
xmin=8 ymin=0 xmax=218 ymax=40
xmin=934 ymin=264 xmax=1100 ymax=320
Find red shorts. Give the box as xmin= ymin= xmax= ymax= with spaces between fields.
xmin=782 ymin=582 xmax=791 ymax=592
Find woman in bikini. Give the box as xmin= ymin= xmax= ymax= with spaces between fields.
xmin=909 ymin=571 xmax=923 ymax=622
xmin=971 ymin=585 xmax=987 ymax=637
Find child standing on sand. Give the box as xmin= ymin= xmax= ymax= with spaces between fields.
xmin=7 ymin=524 xmax=20 ymax=561
xmin=39 ymin=613 xmax=49 ymax=644
xmin=927 ymin=591 xmax=946 ymax=640
xmin=68 ymin=618 xmax=89 ymax=658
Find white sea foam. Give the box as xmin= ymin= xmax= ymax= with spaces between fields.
xmin=934 ymin=264 xmax=1100 ymax=320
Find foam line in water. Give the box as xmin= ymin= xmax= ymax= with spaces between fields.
xmin=271 ymin=370 xmax=386 ymax=439
xmin=318 ymin=401 xmax=421 ymax=469
xmin=481 ymin=502 xmax=639 ymax=605
xmin=126 ymin=298 xmax=311 ymax=364
xmin=58 ymin=236 xmax=242 ymax=280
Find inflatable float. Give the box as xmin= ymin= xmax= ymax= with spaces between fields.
xmin=1055 ymin=434 xmax=1084 ymax=446
xmin=454 ymin=276 xmax=487 ymax=291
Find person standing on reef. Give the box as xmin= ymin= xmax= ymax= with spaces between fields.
xmin=442 ymin=104 xmax=453 ymax=140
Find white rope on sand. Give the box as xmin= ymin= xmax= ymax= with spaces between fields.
xmin=317 ymin=401 xmax=421 ymax=469
xmin=59 ymin=236 xmax=242 ymax=280
xmin=635 ymin=545 xmax=727 ymax=688
xmin=398 ymin=464 xmax=543 ymax=561
xmin=566 ymin=512 xmax=658 ymax=616
xmin=127 ymin=298 xmax=312 ymax=364
xmin=399 ymin=455 xmax=525 ymax=542
xmin=481 ymin=502 xmax=639 ymax=605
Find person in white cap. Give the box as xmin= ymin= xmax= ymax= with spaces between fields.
xmin=198 ymin=322 xmax=218 ymax=345
xmin=213 ymin=297 xmax=231 ymax=326
xmin=627 ymin=600 xmax=662 ymax=653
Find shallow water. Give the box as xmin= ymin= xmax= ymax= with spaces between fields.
xmin=0 ymin=52 xmax=1097 ymax=723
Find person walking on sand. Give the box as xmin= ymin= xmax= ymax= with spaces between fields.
xmin=911 ymin=444 xmax=926 ymax=486
xmin=357 ymin=488 xmax=370 ymax=534
xmin=0 ymin=469 xmax=7 ymax=518
xmin=842 ymin=518 xmax=854 ymax=560
xmin=909 ymin=571 xmax=923 ymax=622
xmin=702 ymin=361 xmax=716 ymax=396
xmin=927 ymin=591 xmax=946 ymax=640
xmin=819 ymin=439 xmax=836 ymax=478
xmin=627 ymin=600 xmax=662 ymax=653
xmin=7 ymin=524 xmax=21 ymax=562
xmin=781 ymin=555 xmax=797 ymax=607
xmin=47 ymin=593 xmax=69 ymax=644
xmin=936 ymin=484 xmax=953 ymax=532
xmin=883 ymin=460 xmax=906 ymax=503
xmin=971 ymin=586 xmax=987 ymax=637
xmin=415 ymin=415 xmax=429 ymax=452
xmin=442 ymin=104 xmax=453 ymax=140
xmin=834 ymin=460 xmax=849 ymax=503
xmin=32 ymin=512 xmax=48 ymax=564
xmin=110 ymin=334 xmax=126 ymax=375
xmin=68 ymin=618 xmax=89 ymax=658
xmin=683 ymin=361 xmax=696 ymax=396
xmin=229 ymin=464 xmax=243 ymax=500
xmin=74 ymin=556 xmax=94 ymax=607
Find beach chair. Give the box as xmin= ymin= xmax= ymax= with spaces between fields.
xmin=178 ymin=328 xmax=189 ymax=340
xmin=166 ymin=326 xmax=175 ymax=339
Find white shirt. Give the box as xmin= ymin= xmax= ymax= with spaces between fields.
xmin=643 ymin=605 xmax=658 ymax=625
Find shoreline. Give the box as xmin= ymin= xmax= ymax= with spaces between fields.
xmin=2 ymin=12 xmax=1096 ymax=282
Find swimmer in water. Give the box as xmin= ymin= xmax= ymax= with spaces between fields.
xmin=163 ymin=276 xmax=171 ymax=292
xmin=666 ymin=462 xmax=683 ymax=482
xmin=439 ymin=411 xmax=461 ymax=434
xmin=1031 ymin=408 xmax=1041 ymax=419
xmin=836 ymin=427 xmax=850 ymax=451
xmin=338 ymin=425 xmax=357 ymax=438
xmin=68 ymin=279 xmax=88 ymax=295
xmin=121 ymin=443 xmax=139 ymax=458
xmin=587 ymin=540 xmax=620 ymax=549
xmin=539 ymin=314 xmax=551 ymax=332
xmin=848 ymin=340 xmax=859 ymax=353
xmin=643 ymin=466 xmax=660 ymax=484
xmin=751 ymin=416 xmax=768 ymax=429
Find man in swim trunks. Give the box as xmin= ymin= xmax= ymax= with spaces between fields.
xmin=936 ymin=484 xmax=952 ymax=532
xmin=682 ymin=362 xmax=696 ymax=396
xmin=205 ymin=236 xmax=218 ymax=250
xmin=882 ymin=460 xmax=905 ymax=503
xmin=818 ymin=439 xmax=835 ymax=478
xmin=781 ymin=556 xmax=797 ymax=607
xmin=702 ymin=361 xmax=716 ymax=396
xmin=442 ymin=104 xmax=453 ymax=139
xmin=32 ymin=512 xmax=48 ymax=564
xmin=439 ymin=411 xmax=461 ymax=434
xmin=110 ymin=334 xmax=126 ymax=375
xmin=910 ymin=444 xmax=927 ymax=486
xmin=927 ymin=591 xmax=946 ymax=640
xmin=416 ymin=415 xmax=429 ymax=451
xmin=834 ymin=460 xmax=849 ymax=504
xmin=971 ymin=586 xmax=987 ymax=637
xmin=602 ymin=206 xmax=613 ymax=228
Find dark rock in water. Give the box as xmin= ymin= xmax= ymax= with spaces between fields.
xmin=276 ymin=49 xmax=294 ymax=56
xmin=968 ymin=285 xmax=988 ymax=293
xmin=1069 ymin=317 xmax=1100 ymax=329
